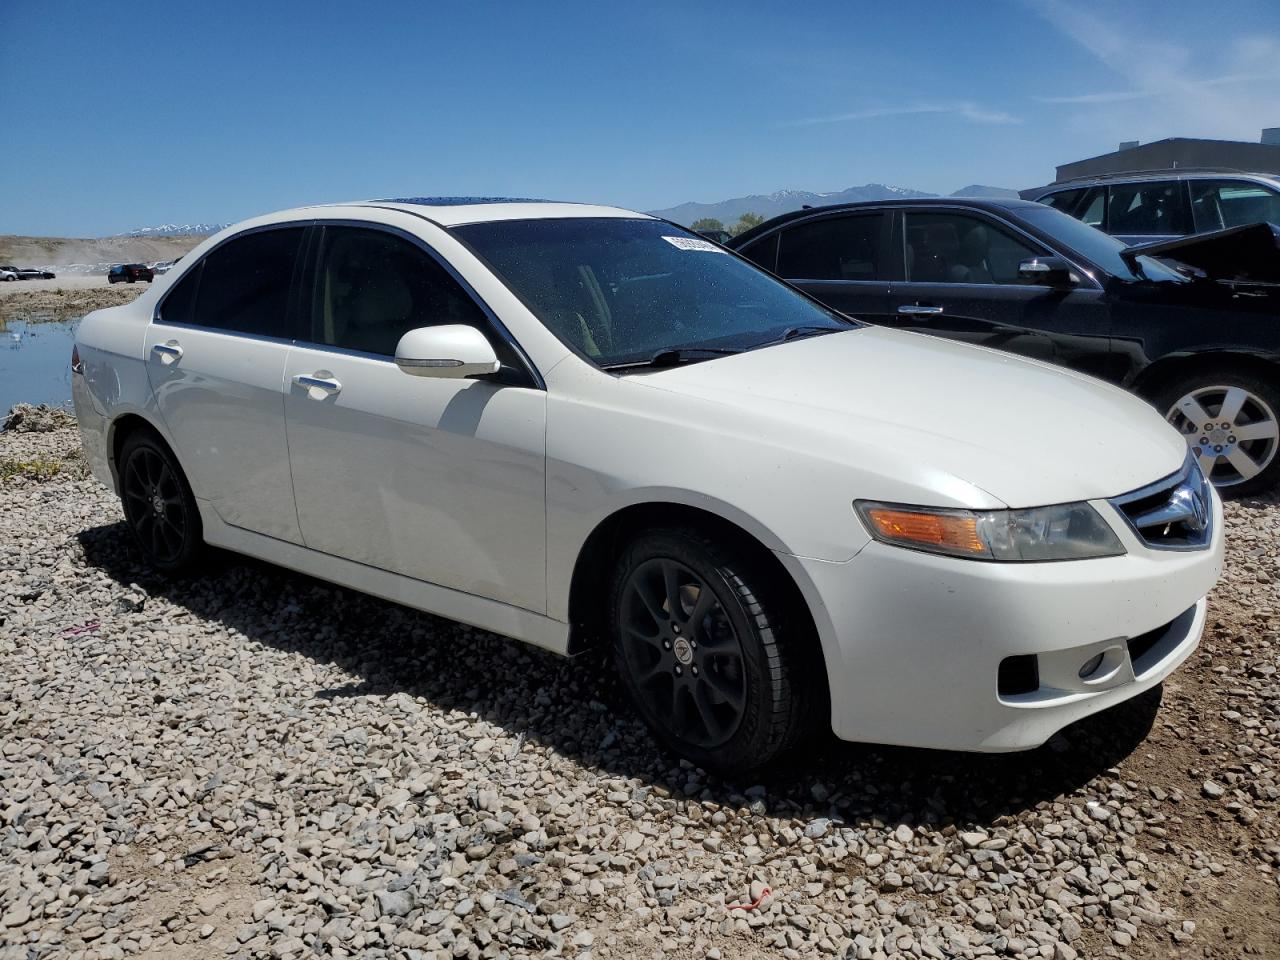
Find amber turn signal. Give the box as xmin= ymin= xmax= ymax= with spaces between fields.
xmin=863 ymin=507 xmax=987 ymax=554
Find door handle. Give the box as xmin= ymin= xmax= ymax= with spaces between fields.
xmin=897 ymin=304 xmax=944 ymax=316
xmin=293 ymin=373 xmax=342 ymax=394
xmin=151 ymin=341 xmax=183 ymax=361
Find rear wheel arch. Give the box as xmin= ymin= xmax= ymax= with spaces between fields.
xmin=108 ymin=413 xmax=181 ymax=494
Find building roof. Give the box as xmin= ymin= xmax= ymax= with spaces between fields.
xmin=1054 ymin=137 xmax=1280 ymax=182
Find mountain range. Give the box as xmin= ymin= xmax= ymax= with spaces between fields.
xmin=123 ymin=223 xmax=229 ymax=237
xmin=648 ymin=183 xmax=1019 ymax=226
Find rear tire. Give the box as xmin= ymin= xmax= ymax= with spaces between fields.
xmin=608 ymin=526 xmax=822 ymax=776
xmin=1152 ymin=365 xmax=1280 ymax=496
xmin=118 ymin=430 xmax=205 ymax=573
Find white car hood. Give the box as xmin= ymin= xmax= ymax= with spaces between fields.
xmin=633 ymin=326 xmax=1188 ymax=508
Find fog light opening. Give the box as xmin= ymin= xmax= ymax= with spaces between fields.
xmin=1078 ymin=652 xmax=1105 ymax=680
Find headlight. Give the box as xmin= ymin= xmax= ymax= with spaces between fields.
xmin=855 ymin=500 xmax=1125 ymax=562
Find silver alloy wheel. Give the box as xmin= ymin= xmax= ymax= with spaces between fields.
xmin=1166 ymin=385 xmax=1280 ymax=487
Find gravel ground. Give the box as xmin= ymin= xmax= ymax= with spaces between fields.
xmin=1 ymin=411 xmax=1277 ymax=960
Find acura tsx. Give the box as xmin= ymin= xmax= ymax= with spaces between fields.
xmin=71 ymin=198 xmax=1224 ymax=773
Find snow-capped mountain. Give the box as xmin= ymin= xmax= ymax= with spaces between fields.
xmin=648 ymin=183 xmax=1016 ymax=226
xmin=123 ymin=223 xmax=228 ymax=238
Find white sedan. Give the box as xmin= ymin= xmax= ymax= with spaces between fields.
xmin=71 ymin=198 xmax=1223 ymax=773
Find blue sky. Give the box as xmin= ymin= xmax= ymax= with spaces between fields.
xmin=2 ymin=0 xmax=1278 ymax=236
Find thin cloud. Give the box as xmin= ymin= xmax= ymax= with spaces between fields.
xmin=790 ymin=101 xmax=1020 ymax=127
xmin=1027 ymin=0 xmax=1280 ymax=141
xmin=1033 ymin=71 xmax=1277 ymax=106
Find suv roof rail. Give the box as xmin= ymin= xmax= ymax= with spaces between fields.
xmin=1044 ymin=166 xmax=1268 ymax=188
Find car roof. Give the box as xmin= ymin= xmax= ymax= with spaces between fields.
xmin=728 ymin=196 xmax=1048 ymax=246
xmin=1029 ymin=169 xmax=1280 ymax=195
xmin=240 ymin=197 xmax=653 ymax=229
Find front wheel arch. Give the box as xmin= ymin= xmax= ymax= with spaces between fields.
xmin=566 ymin=504 xmax=828 ymax=708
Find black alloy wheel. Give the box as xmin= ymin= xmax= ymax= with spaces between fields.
xmin=618 ymin=556 xmax=748 ymax=749
xmin=119 ymin=431 xmax=203 ymax=572
xmin=609 ymin=527 xmax=821 ymax=775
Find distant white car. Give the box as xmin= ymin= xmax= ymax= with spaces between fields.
xmin=0 ymin=266 xmax=16 ymax=281
xmin=70 ymin=198 xmax=1223 ymax=772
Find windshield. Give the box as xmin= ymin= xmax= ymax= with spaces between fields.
xmin=453 ymin=217 xmax=854 ymax=367
xmin=1018 ymin=204 xmax=1187 ymax=283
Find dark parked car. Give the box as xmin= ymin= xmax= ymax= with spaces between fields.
xmin=15 ymin=267 xmax=55 ymax=279
xmin=1021 ymin=169 xmax=1280 ymax=245
xmin=108 ymin=263 xmax=154 ymax=284
xmin=728 ymin=197 xmax=1280 ymax=493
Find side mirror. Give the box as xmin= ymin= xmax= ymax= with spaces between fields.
xmin=394 ymin=325 xmax=500 ymax=379
xmin=1018 ymin=256 xmax=1076 ymax=287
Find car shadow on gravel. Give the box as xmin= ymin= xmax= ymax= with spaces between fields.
xmin=79 ymin=520 xmax=1161 ymax=831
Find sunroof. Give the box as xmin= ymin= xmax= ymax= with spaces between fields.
xmin=376 ymin=196 xmax=547 ymax=206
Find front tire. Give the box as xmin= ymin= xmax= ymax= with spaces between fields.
xmin=118 ymin=431 xmax=204 ymax=573
xmin=608 ymin=527 xmax=821 ymax=776
xmin=1154 ymin=366 xmax=1280 ymax=496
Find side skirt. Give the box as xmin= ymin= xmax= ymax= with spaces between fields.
xmin=198 ymin=503 xmax=570 ymax=655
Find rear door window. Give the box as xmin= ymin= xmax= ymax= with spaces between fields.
xmin=1105 ymin=181 xmax=1188 ymax=235
xmin=775 ymin=213 xmax=885 ymax=281
xmin=1190 ymin=179 xmax=1280 ymax=231
xmin=161 ymin=227 xmax=305 ymax=337
xmin=738 ymin=233 xmax=778 ymax=272
xmin=903 ymin=212 xmax=1044 ymax=284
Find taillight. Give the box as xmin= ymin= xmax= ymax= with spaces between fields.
xmin=71 ymin=344 xmax=84 ymax=375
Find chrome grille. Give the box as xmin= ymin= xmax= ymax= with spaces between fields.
xmin=1110 ymin=454 xmax=1213 ymax=551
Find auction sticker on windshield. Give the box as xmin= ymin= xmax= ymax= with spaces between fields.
xmin=662 ymin=236 xmax=728 ymax=253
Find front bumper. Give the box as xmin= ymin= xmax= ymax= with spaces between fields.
xmin=782 ymin=492 xmax=1224 ymax=752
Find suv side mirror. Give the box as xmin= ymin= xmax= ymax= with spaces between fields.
xmin=1018 ymin=256 xmax=1076 ymax=287
xmin=394 ymin=325 xmax=500 ymax=379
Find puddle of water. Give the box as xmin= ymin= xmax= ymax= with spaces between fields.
xmin=0 ymin=316 xmax=80 ymax=412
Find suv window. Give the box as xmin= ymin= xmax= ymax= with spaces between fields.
xmin=159 ymin=227 xmax=304 ymax=336
xmin=1042 ymin=188 xmax=1087 ymax=216
xmin=903 ymin=212 xmax=1044 ymax=284
xmin=1190 ymin=179 xmax=1280 ymax=231
xmin=307 ymin=226 xmax=486 ymax=357
xmin=775 ymin=213 xmax=884 ymax=281
xmin=1106 ymin=181 xmax=1187 ymax=235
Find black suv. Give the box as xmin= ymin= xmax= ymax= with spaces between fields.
xmin=728 ymin=198 xmax=1280 ymax=494
xmin=108 ymin=263 xmax=155 ymax=283
xmin=1022 ymin=170 xmax=1280 ymax=245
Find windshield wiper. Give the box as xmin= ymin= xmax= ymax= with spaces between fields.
xmin=601 ymin=346 xmax=742 ymax=371
xmin=748 ymin=325 xmax=843 ymax=350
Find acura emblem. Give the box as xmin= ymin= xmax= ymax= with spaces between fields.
xmin=1169 ymin=483 xmax=1207 ymax=533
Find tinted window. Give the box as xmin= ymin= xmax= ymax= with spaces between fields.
xmin=1042 ymin=188 xmax=1086 ymax=215
xmin=308 ymin=226 xmax=486 ymax=357
xmin=903 ymin=212 xmax=1043 ymax=284
xmin=1078 ymin=188 xmax=1106 ymax=227
xmin=454 ymin=218 xmax=851 ymax=367
xmin=180 ymin=228 xmax=304 ymax=336
xmin=775 ymin=214 xmax=884 ymax=282
xmin=1017 ymin=204 xmax=1187 ymax=283
xmin=1106 ymin=181 xmax=1187 ymax=235
xmin=159 ymin=262 xmax=201 ymax=325
xmin=740 ymin=233 xmax=778 ymax=272
xmin=1190 ymin=179 xmax=1280 ymax=231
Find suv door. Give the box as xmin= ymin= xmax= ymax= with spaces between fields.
xmin=1105 ymin=180 xmax=1190 ymax=244
xmin=739 ymin=211 xmax=891 ymax=319
xmin=282 ymin=224 xmax=548 ymax=613
xmin=886 ymin=208 xmax=1111 ymax=374
xmin=144 ymin=226 xmax=306 ymax=543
